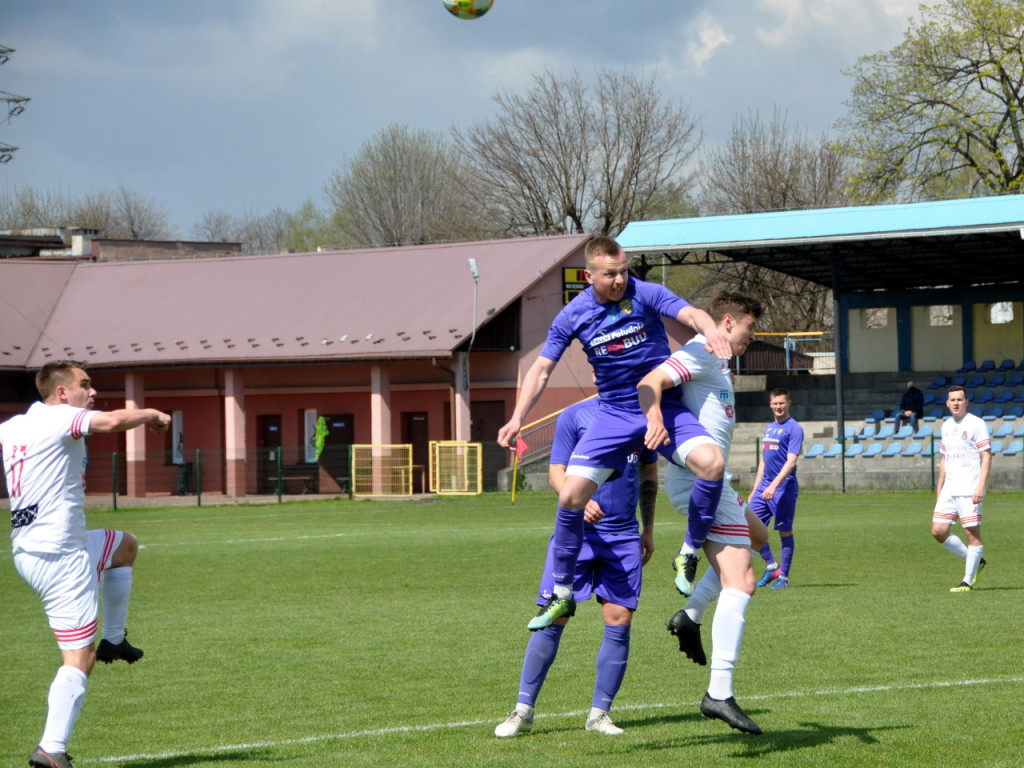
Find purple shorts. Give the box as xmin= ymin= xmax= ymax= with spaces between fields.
xmin=567 ymin=399 xmax=710 ymax=477
xmin=536 ymin=529 xmax=643 ymax=611
xmin=750 ymin=480 xmax=799 ymax=531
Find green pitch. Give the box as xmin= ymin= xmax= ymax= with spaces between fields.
xmin=2 ymin=491 xmax=1022 ymax=767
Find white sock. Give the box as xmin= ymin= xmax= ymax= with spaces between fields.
xmin=685 ymin=568 xmax=722 ymax=625
xmin=942 ymin=535 xmax=968 ymax=559
xmin=588 ymin=706 xmax=608 ymax=722
xmin=708 ymin=588 xmax=750 ymax=700
xmin=515 ymin=702 xmax=534 ymax=718
xmin=102 ymin=566 xmax=132 ymax=644
xmin=966 ymin=545 xmax=984 ymax=584
xmin=680 ymin=541 xmax=697 ymax=557
xmin=40 ymin=665 xmax=88 ymax=754
xmin=553 ymin=583 xmax=572 ymax=599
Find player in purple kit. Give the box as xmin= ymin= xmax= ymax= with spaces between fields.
xmin=750 ymin=389 xmax=804 ymax=590
xmin=495 ymin=396 xmax=658 ymax=737
xmin=497 ymin=237 xmax=732 ymax=631
xmin=1 ymin=361 xmax=171 ymax=768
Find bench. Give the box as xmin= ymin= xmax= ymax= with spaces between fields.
xmin=266 ymin=464 xmax=319 ymax=494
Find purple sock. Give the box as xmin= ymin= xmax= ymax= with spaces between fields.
xmin=686 ymin=478 xmax=723 ymax=548
xmin=592 ymin=624 xmax=630 ymax=710
xmin=552 ymin=506 xmax=584 ymax=586
xmin=779 ymin=535 xmax=794 ymax=577
xmin=759 ymin=543 xmax=776 ymax=567
xmin=517 ymin=624 xmax=564 ymax=706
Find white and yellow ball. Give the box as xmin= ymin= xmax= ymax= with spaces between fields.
xmin=441 ymin=0 xmax=494 ymax=20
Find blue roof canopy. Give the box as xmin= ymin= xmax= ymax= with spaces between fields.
xmin=618 ymin=195 xmax=1024 ymax=293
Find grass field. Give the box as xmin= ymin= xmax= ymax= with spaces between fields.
xmin=2 ymin=490 xmax=1023 ymax=768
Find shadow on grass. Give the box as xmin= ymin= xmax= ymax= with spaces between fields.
xmin=615 ymin=710 xmax=911 ymax=758
xmin=113 ymin=749 xmax=275 ymax=768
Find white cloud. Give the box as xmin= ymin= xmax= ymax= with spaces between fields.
xmin=684 ymin=13 xmax=736 ymax=73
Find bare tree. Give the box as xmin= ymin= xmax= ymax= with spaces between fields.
xmin=323 ymin=123 xmax=488 ymax=247
xmin=839 ymin=0 xmax=1024 ymax=200
xmin=458 ymin=67 xmax=702 ymax=237
xmin=692 ymin=109 xmax=859 ymax=334
xmin=190 ymin=206 xmax=294 ymax=254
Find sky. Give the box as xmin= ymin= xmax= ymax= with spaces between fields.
xmin=1 ymin=0 xmax=923 ymax=237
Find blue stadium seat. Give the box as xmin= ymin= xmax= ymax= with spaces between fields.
xmin=856 ymin=424 xmax=875 ymax=441
xmin=923 ymin=392 xmax=936 ymax=406
xmin=864 ymin=409 xmax=886 ymax=425
xmin=844 ymin=426 xmax=857 ymax=440
xmin=969 ymin=405 xmax=984 ymax=417
xmin=1003 ymin=439 xmax=1024 ymax=457
xmin=927 ymin=376 xmax=947 ymax=390
xmin=992 ymin=423 xmax=1014 ymax=439
xmin=1014 ymin=422 xmax=1024 ymax=438
xmin=804 ymin=443 xmax=825 ymax=458
xmin=976 ymin=390 xmax=994 ymax=404
xmin=998 ymin=359 xmax=1015 ymax=371
xmin=823 ymin=443 xmax=843 ymax=458
xmin=984 ymin=406 xmax=1003 ymax=421
xmin=1016 ymin=391 xmax=1024 ymax=403
xmin=921 ymin=440 xmax=935 ymax=457
xmin=1005 ymin=405 xmax=1024 ymax=420
xmin=967 ymin=374 xmax=987 ymax=389
xmin=990 ymin=440 xmax=1003 ymax=455
xmin=901 ymin=442 xmax=923 ymax=457
xmin=863 ymin=443 xmax=883 ymax=458
xmin=1017 ymin=358 xmax=1024 ymax=371
xmin=950 ymin=375 xmax=966 ymax=387
xmin=893 ymin=425 xmax=914 ymax=440
xmin=978 ymin=360 xmax=996 ymax=373
xmin=1007 ymin=373 xmax=1024 ymax=387
xmin=874 ymin=425 xmax=895 ymax=441
xmin=923 ymin=407 xmax=944 ymax=421
xmin=913 ymin=424 xmax=934 ymax=438
xmin=995 ymin=390 xmax=1014 ymax=403
xmin=881 ymin=442 xmax=902 ymax=457
xmin=845 ymin=443 xmax=864 ymax=458
xmin=988 ymin=374 xmax=1005 ymax=388
xmin=956 ymin=361 xmax=976 ymax=374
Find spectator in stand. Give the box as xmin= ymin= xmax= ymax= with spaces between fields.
xmin=893 ymin=381 xmax=925 ymax=432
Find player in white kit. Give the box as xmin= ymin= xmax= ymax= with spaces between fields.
xmin=1 ymin=361 xmax=170 ymax=768
xmin=639 ymin=291 xmax=766 ymax=735
xmin=931 ymin=385 xmax=991 ymax=592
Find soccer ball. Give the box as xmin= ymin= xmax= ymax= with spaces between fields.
xmin=442 ymin=0 xmax=494 ymax=20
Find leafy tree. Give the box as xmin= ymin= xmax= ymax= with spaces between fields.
xmin=322 ymin=124 xmax=488 ymax=247
xmin=287 ymin=198 xmax=337 ymax=253
xmin=458 ymin=68 xmax=701 ymax=237
xmin=840 ymin=0 xmax=1024 ymax=200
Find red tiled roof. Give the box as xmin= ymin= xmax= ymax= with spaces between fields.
xmin=0 ymin=235 xmax=590 ymax=369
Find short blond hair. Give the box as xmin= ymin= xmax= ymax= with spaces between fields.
xmin=35 ymin=360 xmax=85 ymax=399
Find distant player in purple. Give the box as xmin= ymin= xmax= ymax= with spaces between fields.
xmin=749 ymin=389 xmax=804 ymax=589
xmin=497 ymin=237 xmax=732 ymax=631
xmin=494 ymin=397 xmax=658 ymax=737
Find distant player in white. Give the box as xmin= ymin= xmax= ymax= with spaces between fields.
xmin=639 ymin=291 xmax=767 ymax=735
xmin=1 ymin=361 xmax=170 ymax=768
xmin=931 ymin=384 xmax=991 ymax=592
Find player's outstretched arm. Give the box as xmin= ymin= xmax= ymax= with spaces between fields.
xmin=638 ymin=367 xmax=674 ymax=450
xmin=89 ymin=408 xmax=171 ymax=435
xmin=497 ymin=356 xmax=556 ymax=449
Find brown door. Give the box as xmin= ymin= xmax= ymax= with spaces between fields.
xmin=258 ymin=415 xmax=282 ymax=493
xmin=403 ymin=412 xmax=429 ymax=493
xmin=319 ymin=413 xmax=354 ymax=493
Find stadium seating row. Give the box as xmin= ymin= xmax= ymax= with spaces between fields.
xmin=805 ymin=438 xmax=1024 ymax=459
xmin=847 ymin=417 xmax=1024 ymax=443
xmin=955 ymin=359 xmax=1024 ymax=374
xmin=927 ymin=373 xmax=1024 ymax=390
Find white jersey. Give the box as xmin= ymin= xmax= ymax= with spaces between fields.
xmin=939 ymin=412 xmax=990 ymax=496
xmin=1 ymin=401 xmax=94 ymax=555
xmin=658 ymin=334 xmax=736 ymax=466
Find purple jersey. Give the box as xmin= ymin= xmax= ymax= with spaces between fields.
xmin=540 ymin=279 xmax=688 ymax=409
xmin=758 ymin=417 xmax=804 ymax=487
xmin=551 ymin=398 xmax=657 ymax=534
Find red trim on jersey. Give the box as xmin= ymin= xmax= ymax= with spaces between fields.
xmin=97 ymin=529 xmax=116 ymax=579
xmin=710 ymin=523 xmax=751 ymax=537
xmin=664 ymin=356 xmax=692 ymax=383
xmin=71 ymin=410 xmax=89 ymax=440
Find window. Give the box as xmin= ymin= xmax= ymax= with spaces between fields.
xmin=863 ymin=308 xmax=888 ymax=329
xmin=990 ymin=302 xmax=1013 ymax=324
xmin=929 ymin=305 xmax=954 ymax=327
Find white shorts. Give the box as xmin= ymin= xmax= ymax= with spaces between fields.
xmin=14 ymin=547 xmax=98 ymax=650
xmin=933 ymin=494 xmax=982 ymax=529
xmin=87 ymin=528 xmax=123 ymax=578
xmin=665 ymin=466 xmax=751 ymax=546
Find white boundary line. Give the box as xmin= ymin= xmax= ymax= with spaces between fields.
xmin=89 ymin=676 xmax=1024 ymax=764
